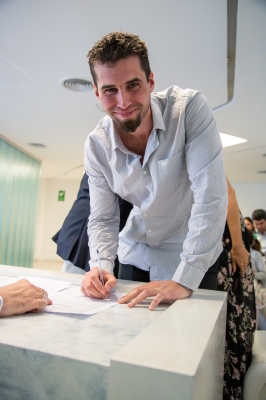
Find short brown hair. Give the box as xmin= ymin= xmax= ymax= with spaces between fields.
xmin=87 ymin=32 xmax=151 ymax=86
xmin=252 ymin=209 xmax=266 ymax=221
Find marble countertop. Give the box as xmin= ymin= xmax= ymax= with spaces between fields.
xmin=0 ymin=265 xmax=169 ymax=367
xmin=0 ymin=265 xmax=227 ymax=400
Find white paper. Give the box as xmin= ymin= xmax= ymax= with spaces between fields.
xmin=17 ymin=276 xmax=71 ymax=295
xmin=44 ymin=285 xmax=126 ymax=315
xmin=0 ymin=275 xmax=17 ymax=287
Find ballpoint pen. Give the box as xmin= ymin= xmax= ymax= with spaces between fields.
xmin=96 ymin=250 xmax=105 ymax=286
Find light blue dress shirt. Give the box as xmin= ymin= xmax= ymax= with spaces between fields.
xmin=84 ymin=86 xmax=228 ymax=291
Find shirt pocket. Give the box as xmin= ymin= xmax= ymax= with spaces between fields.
xmin=156 ymin=149 xmax=187 ymax=188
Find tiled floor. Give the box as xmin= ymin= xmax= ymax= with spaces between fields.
xmin=33 ymin=260 xmax=62 ymax=272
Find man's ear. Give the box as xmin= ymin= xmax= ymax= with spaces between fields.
xmin=93 ymin=84 xmax=99 ymax=98
xmin=149 ymin=72 xmax=155 ymax=93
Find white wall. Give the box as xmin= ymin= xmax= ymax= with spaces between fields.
xmin=231 ymin=181 xmax=266 ymax=218
xmin=34 ymin=177 xmax=81 ymax=261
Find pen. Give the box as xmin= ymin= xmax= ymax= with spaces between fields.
xmin=96 ymin=250 xmax=105 ymax=286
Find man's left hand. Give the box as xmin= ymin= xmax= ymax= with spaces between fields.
xmin=118 ymin=280 xmax=190 ymax=311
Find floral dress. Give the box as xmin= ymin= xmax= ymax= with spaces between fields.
xmin=217 ymin=218 xmax=256 ymax=400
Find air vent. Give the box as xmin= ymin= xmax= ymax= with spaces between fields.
xmin=60 ymin=78 xmax=93 ymax=92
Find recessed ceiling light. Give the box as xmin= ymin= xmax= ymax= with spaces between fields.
xmin=60 ymin=77 xmax=93 ymax=92
xmin=28 ymin=143 xmax=46 ymax=148
xmin=220 ymin=133 xmax=247 ymax=148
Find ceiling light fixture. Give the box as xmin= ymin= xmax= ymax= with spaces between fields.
xmin=220 ymin=132 xmax=247 ymax=148
xmin=60 ymin=77 xmax=93 ymax=92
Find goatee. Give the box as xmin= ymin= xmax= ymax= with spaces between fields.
xmin=114 ymin=114 xmax=142 ymax=133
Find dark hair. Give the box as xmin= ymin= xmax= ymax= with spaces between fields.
xmin=252 ymin=209 xmax=266 ymax=221
xmin=87 ymin=32 xmax=151 ymax=86
xmin=244 ymin=216 xmax=254 ymax=230
xmin=251 ymin=238 xmax=265 ymax=256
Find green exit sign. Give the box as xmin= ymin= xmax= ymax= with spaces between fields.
xmin=58 ymin=190 xmax=65 ymax=201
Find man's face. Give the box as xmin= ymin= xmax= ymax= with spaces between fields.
xmin=253 ymin=219 xmax=266 ymax=234
xmin=93 ymin=56 xmax=155 ymax=133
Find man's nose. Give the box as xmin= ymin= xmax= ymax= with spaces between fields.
xmin=116 ymin=90 xmax=131 ymax=109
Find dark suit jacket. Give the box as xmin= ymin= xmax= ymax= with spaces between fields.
xmin=52 ymin=173 xmax=132 ymax=273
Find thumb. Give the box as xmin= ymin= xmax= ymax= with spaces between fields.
xmin=105 ymin=274 xmax=116 ymax=292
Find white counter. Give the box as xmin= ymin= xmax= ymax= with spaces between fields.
xmin=0 ymin=265 xmax=227 ymax=400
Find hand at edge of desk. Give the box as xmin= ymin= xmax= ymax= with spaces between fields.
xmin=0 ymin=279 xmax=52 ymax=318
xmin=118 ymin=280 xmax=189 ymax=311
xmin=81 ymin=268 xmax=117 ymax=299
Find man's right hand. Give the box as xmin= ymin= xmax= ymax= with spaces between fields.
xmin=0 ymin=279 xmax=52 ymax=317
xmin=81 ymin=268 xmax=116 ymax=299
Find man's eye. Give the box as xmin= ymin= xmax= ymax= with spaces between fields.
xmin=105 ymin=88 xmax=116 ymax=94
xmin=128 ymin=83 xmax=138 ymax=89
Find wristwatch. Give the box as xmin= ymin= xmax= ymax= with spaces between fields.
xmin=0 ymin=295 xmax=3 ymax=312
xmin=179 ymin=284 xmax=194 ymax=298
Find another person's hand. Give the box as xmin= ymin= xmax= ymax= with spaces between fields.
xmin=81 ymin=268 xmax=116 ymax=299
xmin=230 ymin=244 xmax=250 ymax=274
xmin=118 ymin=280 xmax=190 ymax=311
xmin=0 ymin=279 xmax=52 ymax=317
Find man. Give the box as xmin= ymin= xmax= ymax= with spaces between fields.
xmin=0 ymin=279 xmax=52 ymax=317
xmin=81 ymin=32 xmax=227 ymax=310
xmin=252 ymin=209 xmax=266 ymax=255
xmin=52 ymin=172 xmax=132 ymax=275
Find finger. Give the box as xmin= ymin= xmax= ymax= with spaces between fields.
xmin=126 ymin=290 xmax=151 ymax=308
xmin=27 ymin=299 xmax=48 ymax=312
xmin=231 ymin=260 xmax=236 ymax=274
xmin=41 ymin=291 xmax=49 ymax=300
xmin=80 ymin=285 xmax=87 ymax=296
xmin=90 ymin=274 xmax=106 ymax=295
xmin=81 ymin=271 xmax=106 ymax=298
xmin=149 ymin=293 xmax=164 ymax=311
xmin=118 ymin=283 xmax=149 ymax=304
xmin=81 ymin=281 xmax=105 ymax=299
xmin=238 ymin=265 xmax=246 ymax=275
xmin=118 ymin=288 xmax=140 ymax=304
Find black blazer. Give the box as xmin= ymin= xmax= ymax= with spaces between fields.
xmin=52 ymin=173 xmax=132 ymax=272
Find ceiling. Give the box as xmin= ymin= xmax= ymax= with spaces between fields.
xmin=0 ymin=0 xmax=265 ymax=182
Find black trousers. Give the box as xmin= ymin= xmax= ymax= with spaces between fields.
xmin=118 ymin=258 xmax=219 ymax=290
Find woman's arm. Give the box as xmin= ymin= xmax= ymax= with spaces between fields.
xmin=226 ymin=177 xmax=250 ymax=274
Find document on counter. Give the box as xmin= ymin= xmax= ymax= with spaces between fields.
xmin=0 ymin=275 xmax=71 ymax=294
xmin=0 ymin=275 xmax=17 ymax=287
xmin=17 ymin=276 xmax=71 ymax=295
xmin=44 ymin=285 xmax=126 ymax=315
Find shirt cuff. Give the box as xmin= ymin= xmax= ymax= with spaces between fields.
xmin=172 ymin=261 xmax=206 ymax=292
xmin=89 ymin=259 xmax=114 ymax=275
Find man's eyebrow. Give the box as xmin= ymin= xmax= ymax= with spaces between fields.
xmin=126 ymin=78 xmax=142 ymax=84
xmin=100 ymin=78 xmax=142 ymax=91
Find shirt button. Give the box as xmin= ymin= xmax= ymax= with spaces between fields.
xmin=143 ymin=170 xmax=147 ymax=174
xmin=144 ymin=214 xmax=147 ymax=217
xmin=148 ymin=229 xmax=151 ymax=233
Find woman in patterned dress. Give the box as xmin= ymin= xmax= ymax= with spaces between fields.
xmin=217 ymin=178 xmax=256 ymax=400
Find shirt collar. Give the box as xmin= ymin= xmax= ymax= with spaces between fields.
xmin=108 ymin=94 xmax=166 ymax=152
xmin=150 ymin=93 xmax=166 ymax=131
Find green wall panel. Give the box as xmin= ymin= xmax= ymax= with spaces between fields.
xmin=0 ymin=138 xmax=41 ymax=268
